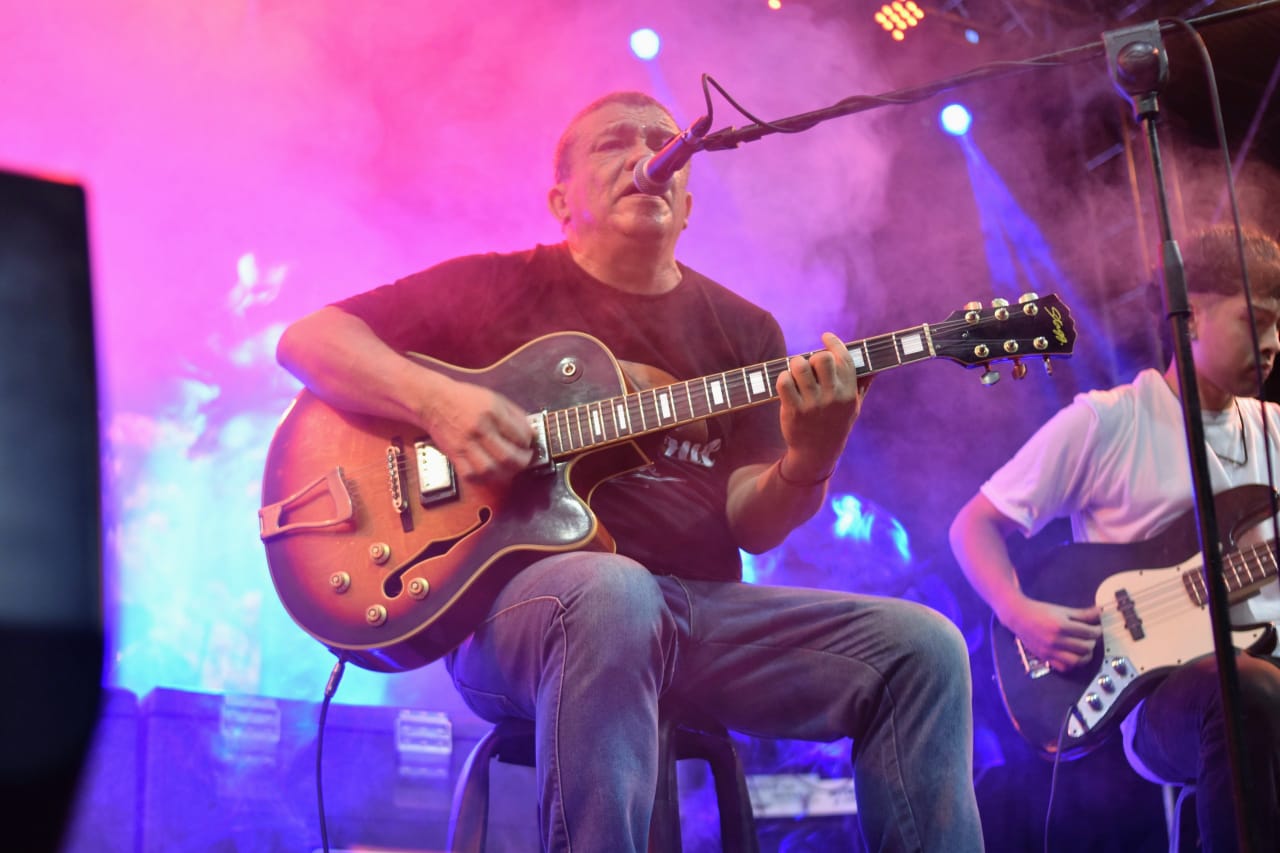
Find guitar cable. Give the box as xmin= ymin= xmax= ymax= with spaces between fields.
xmin=1042 ymin=705 xmax=1076 ymax=853
xmin=317 ymin=654 xmax=349 ymax=853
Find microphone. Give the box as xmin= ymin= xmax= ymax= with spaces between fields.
xmin=632 ymin=114 xmax=712 ymax=195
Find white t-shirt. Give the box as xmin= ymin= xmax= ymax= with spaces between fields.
xmin=981 ymin=367 xmax=1280 ymax=625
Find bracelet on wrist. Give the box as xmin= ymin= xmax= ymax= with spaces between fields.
xmin=775 ymin=459 xmax=833 ymax=488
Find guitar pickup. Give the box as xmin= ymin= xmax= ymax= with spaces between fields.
xmin=414 ymin=440 xmax=458 ymax=506
xmin=529 ymin=412 xmax=551 ymax=472
xmin=1115 ymin=588 xmax=1145 ymax=640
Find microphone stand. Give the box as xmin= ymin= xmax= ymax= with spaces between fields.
xmin=700 ymin=1 xmax=1280 ymax=151
xmin=692 ymin=3 xmax=1280 ymax=850
xmin=1101 ymin=22 xmax=1255 ymax=852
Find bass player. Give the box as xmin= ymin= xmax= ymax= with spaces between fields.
xmin=949 ymin=225 xmax=1280 ymax=852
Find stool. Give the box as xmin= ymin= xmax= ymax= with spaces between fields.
xmin=447 ymin=708 xmax=759 ymax=852
xmin=1121 ymin=702 xmax=1198 ymax=853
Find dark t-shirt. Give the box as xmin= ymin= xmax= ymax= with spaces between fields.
xmin=334 ymin=242 xmax=788 ymax=580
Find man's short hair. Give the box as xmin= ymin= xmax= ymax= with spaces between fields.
xmin=1183 ymin=225 xmax=1280 ymax=301
xmin=552 ymin=91 xmax=676 ymax=183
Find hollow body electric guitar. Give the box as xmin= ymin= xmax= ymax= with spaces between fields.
xmin=260 ymin=294 xmax=1075 ymax=672
xmin=992 ymin=484 xmax=1279 ymax=759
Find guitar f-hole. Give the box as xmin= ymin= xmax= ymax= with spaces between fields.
xmin=382 ymin=507 xmax=492 ymax=598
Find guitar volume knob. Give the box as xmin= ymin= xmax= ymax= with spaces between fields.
xmin=369 ymin=543 xmax=391 ymax=565
xmin=329 ymin=572 xmax=351 ymax=594
xmin=1085 ymin=693 xmax=1103 ymax=711
xmin=407 ymin=578 xmax=430 ymax=600
xmin=365 ymin=605 xmax=388 ymax=627
xmin=1098 ymin=675 xmax=1115 ymax=693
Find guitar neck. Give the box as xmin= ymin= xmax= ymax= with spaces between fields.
xmin=1183 ymin=537 xmax=1280 ymax=607
xmin=543 ymin=324 xmax=937 ymax=459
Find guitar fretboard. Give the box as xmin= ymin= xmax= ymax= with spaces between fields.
xmin=1182 ymin=538 xmax=1280 ymax=606
xmin=544 ymin=325 xmax=937 ymax=458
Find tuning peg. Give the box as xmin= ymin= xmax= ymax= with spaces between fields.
xmin=963 ymin=301 xmax=982 ymax=324
xmin=1011 ymin=359 xmax=1027 ymax=380
xmin=1017 ymin=292 xmax=1040 ymax=304
xmin=980 ymin=367 xmax=1001 ymax=386
xmin=1042 ymin=356 xmax=1055 ymax=376
xmin=991 ymin=298 xmax=1009 ymax=308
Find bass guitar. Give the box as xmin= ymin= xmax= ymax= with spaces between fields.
xmin=992 ymin=483 xmax=1279 ymax=759
xmin=261 ymin=293 xmax=1075 ymax=672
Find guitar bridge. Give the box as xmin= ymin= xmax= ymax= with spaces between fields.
xmin=1015 ymin=637 xmax=1052 ymax=679
xmin=387 ymin=445 xmax=408 ymax=513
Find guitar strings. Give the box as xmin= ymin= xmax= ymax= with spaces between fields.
xmin=1092 ymin=543 xmax=1276 ymax=638
xmin=1092 ymin=550 xmax=1263 ymax=625
xmin=292 ymin=313 xmax=1059 ymax=491
xmin=1095 ymin=554 xmax=1268 ymax=630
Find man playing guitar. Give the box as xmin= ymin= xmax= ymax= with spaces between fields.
xmin=274 ymin=91 xmax=984 ymax=852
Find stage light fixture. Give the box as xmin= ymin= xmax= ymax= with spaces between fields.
xmin=875 ymin=1 xmax=924 ymax=42
xmin=629 ymin=28 xmax=661 ymax=60
xmin=940 ymin=103 xmax=971 ymax=136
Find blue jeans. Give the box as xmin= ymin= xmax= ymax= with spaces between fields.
xmin=1132 ymin=651 xmax=1280 ymax=853
xmin=446 ymin=551 xmax=983 ymax=852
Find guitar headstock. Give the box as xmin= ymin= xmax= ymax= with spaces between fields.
xmin=933 ymin=293 xmax=1076 ymax=384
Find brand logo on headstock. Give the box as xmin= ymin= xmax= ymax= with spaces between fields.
xmin=1048 ymin=306 xmax=1068 ymax=346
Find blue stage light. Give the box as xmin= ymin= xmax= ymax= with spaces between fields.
xmin=630 ymin=28 xmax=661 ymax=60
xmin=940 ymin=103 xmax=971 ymax=136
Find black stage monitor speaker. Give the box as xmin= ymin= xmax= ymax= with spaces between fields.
xmin=0 ymin=168 xmax=104 ymax=851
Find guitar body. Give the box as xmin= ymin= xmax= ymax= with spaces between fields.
xmin=258 ymin=295 xmax=1079 ymax=673
xmin=260 ymin=332 xmax=649 ymax=672
xmin=992 ymin=484 xmax=1277 ymax=758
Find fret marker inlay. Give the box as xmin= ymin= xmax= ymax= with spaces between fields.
xmin=748 ymin=370 xmax=767 ymax=396
xmin=901 ymin=333 xmax=924 ymax=355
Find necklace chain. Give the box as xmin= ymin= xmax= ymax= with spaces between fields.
xmin=1209 ymin=399 xmax=1248 ymax=467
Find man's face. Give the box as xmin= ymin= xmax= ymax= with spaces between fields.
xmin=1191 ymin=289 xmax=1280 ymax=400
xmin=548 ymin=101 xmax=693 ymax=249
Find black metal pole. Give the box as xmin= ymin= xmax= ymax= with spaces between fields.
xmin=1101 ymin=21 xmax=1255 ymax=852
xmin=686 ymin=5 xmax=1280 ymax=850
xmin=697 ymin=0 xmax=1280 ymax=152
